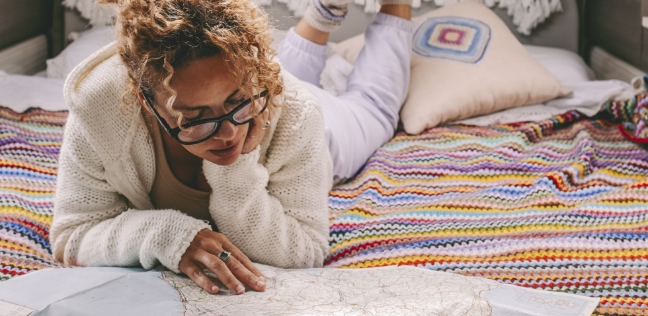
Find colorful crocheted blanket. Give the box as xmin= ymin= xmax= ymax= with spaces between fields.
xmin=0 ymin=105 xmax=646 ymax=315
xmin=327 ymin=110 xmax=647 ymax=316
xmin=0 ymin=107 xmax=65 ymax=279
xmin=605 ymin=91 xmax=648 ymax=144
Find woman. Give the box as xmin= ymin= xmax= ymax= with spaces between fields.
xmin=51 ymin=0 xmax=412 ymax=296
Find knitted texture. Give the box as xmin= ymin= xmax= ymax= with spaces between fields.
xmin=326 ymin=111 xmax=648 ymax=316
xmin=48 ymin=44 xmax=210 ymax=273
xmin=47 ymin=41 xmax=332 ymax=272
xmin=0 ymin=107 xmax=65 ymax=280
xmin=605 ymin=92 xmax=648 ymax=143
xmin=202 ymin=69 xmax=333 ymax=269
xmin=0 ymin=106 xmax=646 ymax=315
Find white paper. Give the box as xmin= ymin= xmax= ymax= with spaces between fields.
xmin=0 ymin=301 xmax=34 ymax=316
xmin=0 ymin=267 xmax=184 ymax=316
xmin=162 ymin=264 xmax=600 ymax=316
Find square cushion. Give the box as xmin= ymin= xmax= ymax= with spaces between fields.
xmin=333 ymin=2 xmax=572 ymax=134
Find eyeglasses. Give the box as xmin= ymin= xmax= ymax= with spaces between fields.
xmin=141 ymin=89 xmax=268 ymax=145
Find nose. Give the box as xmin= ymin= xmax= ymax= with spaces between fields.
xmin=212 ymin=120 xmax=238 ymax=142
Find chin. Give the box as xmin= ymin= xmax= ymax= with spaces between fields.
xmin=206 ymin=154 xmax=240 ymax=166
xmin=201 ymin=145 xmax=242 ymax=166
xmin=199 ymin=139 xmax=244 ymax=166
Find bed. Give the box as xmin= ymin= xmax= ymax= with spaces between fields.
xmin=0 ymin=0 xmax=646 ymax=315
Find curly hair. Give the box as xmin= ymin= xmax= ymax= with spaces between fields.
xmin=99 ymin=0 xmax=283 ymax=120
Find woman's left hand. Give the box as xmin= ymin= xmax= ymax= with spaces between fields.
xmin=241 ymin=106 xmax=270 ymax=154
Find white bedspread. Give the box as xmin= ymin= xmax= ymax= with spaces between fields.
xmin=457 ymin=80 xmax=630 ymax=125
xmin=0 ymin=71 xmax=67 ymax=112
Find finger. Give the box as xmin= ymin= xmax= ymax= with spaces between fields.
xmin=180 ymin=260 xmax=220 ymax=295
xmin=197 ymin=250 xmax=246 ymax=295
xmin=226 ymin=245 xmax=266 ymax=282
xmin=225 ymin=255 xmax=266 ymax=292
xmin=202 ymin=232 xmax=265 ymax=290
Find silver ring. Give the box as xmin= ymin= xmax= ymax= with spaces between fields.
xmin=218 ymin=251 xmax=231 ymax=263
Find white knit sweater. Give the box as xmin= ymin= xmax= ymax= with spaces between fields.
xmin=50 ymin=42 xmax=333 ymax=273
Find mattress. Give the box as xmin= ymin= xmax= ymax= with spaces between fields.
xmin=0 ymin=102 xmax=646 ymax=315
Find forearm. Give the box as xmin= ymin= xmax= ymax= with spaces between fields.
xmin=204 ymin=148 xmax=330 ymax=268
xmin=70 ymin=209 xmax=210 ymax=272
xmin=51 ymin=125 xmax=211 ymax=272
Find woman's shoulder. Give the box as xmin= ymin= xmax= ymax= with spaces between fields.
xmin=64 ymin=42 xmax=131 ymax=117
xmin=275 ymin=69 xmax=324 ymax=133
xmin=61 ymin=42 xmax=148 ymax=163
xmin=261 ymin=69 xmax=332 ymax=182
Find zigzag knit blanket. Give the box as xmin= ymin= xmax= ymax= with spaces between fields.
xmin=0 ymin=107 xmax=64 ymax=279
xmin=0 ymin=105 xmax=645 ymax=315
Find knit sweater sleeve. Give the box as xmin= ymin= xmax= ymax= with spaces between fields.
xmin=203 ymin=97 xmax=333 ymax=269
xmin=50 ymin=114 xmax=210 ymax=273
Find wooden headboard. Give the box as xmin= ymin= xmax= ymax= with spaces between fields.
xmin=582 ymin=0 xmax=648 ymax=73
xmin=0 ymin=0 xmax=64 ymax=74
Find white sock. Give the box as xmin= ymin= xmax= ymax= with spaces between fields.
xmin=304 ymin=0 xmax=354 ymax=33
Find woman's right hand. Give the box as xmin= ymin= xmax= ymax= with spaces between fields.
xmin=178 ymin=228 xmax=267 ymax=294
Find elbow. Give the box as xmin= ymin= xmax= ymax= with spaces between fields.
xmin=49 ymin=226 xmax=72 ymax=266
xmin=283 ymin=236 xmax=329 ymax=269
xmin=277 ymin=250 xmax=326 ymax=269
xmin=49 ymin=218 xmax=94 ymax=267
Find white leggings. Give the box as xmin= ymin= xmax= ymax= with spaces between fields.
xmin=278 ymin=13 xmax=414 ymax=183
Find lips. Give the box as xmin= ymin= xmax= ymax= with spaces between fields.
xmin=209 ymin=141 xmax=240 ymax=158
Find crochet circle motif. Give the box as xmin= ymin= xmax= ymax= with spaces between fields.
xmin=412 ymin=16 xmax=491 ymax=63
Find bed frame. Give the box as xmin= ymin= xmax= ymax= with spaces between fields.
xmin=0 ymin=0 xmax=64 ymax=75
xmin=2 ymin=0 xmax=645 ymax=76
xmin=580 ymin=0 xmax=648 ymax=73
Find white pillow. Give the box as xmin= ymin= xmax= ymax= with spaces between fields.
xmin=333 ymin=2 xmax=571 ymax=134
xmin=321 ymin=45 xmax=593 ymax=96
xmin=46 ymin=27 xmax=116 ymax=79
xmin=524 ymin=45 xmax=595 ymax=83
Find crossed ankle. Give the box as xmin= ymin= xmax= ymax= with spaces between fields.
xmin=313 ymin=0 xmax=348 ymax=22
xmin=304 ymin=1 xmax=347 ymax=33
xmin=304 ymin=0 xmax=412 ymax=33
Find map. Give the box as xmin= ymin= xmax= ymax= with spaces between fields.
xmin=161 ymin=265 xmax=599 ymax=316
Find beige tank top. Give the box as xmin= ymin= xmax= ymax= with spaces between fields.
xmin=146 ymin=115 xmax=215 ymax=227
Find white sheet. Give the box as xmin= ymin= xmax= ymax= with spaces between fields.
xmin=319 ymin=51 xmax=633 ymax=127
xmin=0 ymin=71 xmax=67 ymax=112
xmin=457 ymin=80 xmax=631 ymax=125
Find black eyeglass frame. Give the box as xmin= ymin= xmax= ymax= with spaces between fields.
xmin=141 ymin=89 xmax=269 ymax=145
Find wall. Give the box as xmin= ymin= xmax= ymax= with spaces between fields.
xmin=61 ymin=0 xmax=579 ymax=52
xmin=64 ymin=8 xmax=93 ymax=46
xmin=265 ymin=0 xmax=579 ymax=52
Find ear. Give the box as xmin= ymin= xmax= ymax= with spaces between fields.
xmin=137 ymin=90 xmax=153 ymax=114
